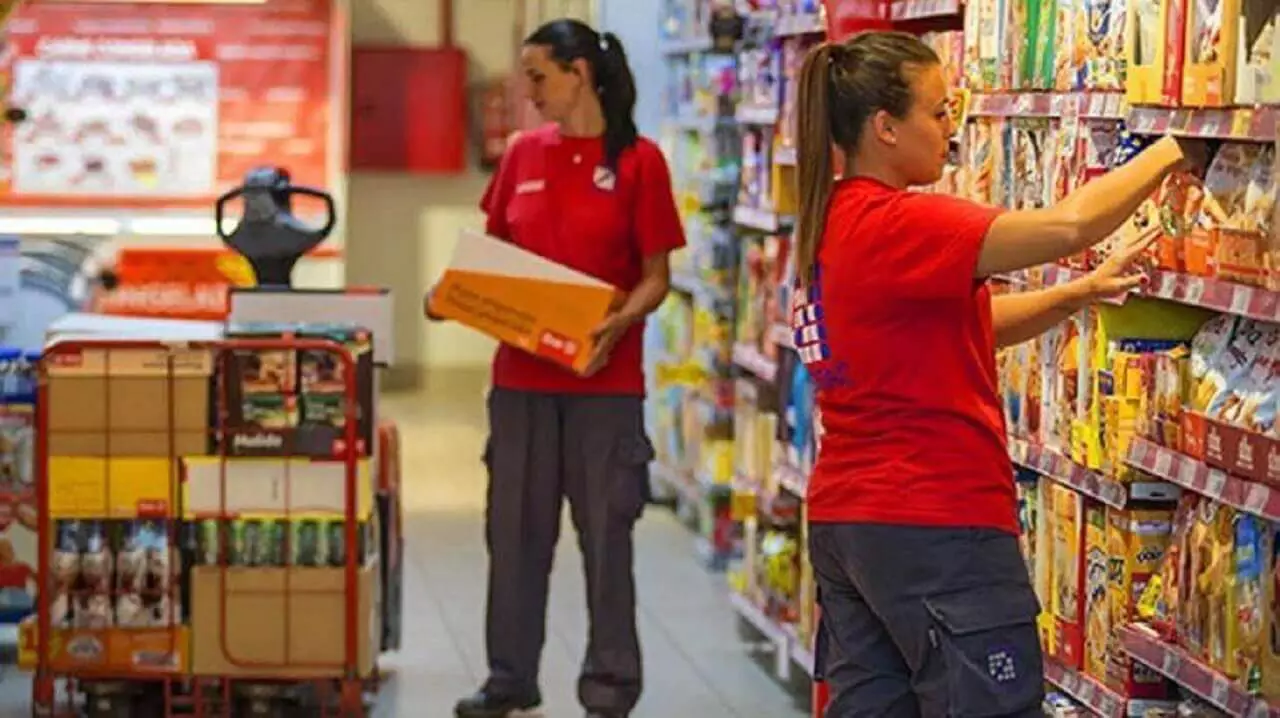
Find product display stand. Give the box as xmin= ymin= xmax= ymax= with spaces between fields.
xmin=652 ymin=1 xmax=1280 ymax=716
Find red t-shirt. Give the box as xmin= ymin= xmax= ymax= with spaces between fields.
xmin=793 ymin=177 xmax=1017 ymax=534
xmin=480 ymin=125 xmax=686 ymax=395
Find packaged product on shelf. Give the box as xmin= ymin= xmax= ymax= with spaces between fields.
xmin=51 ymin=522 xmax=80 ymax=628
xmin=1080 ymin=0 xmax=1128 ymax=90
xmin=1104 ymin=505 xmax=1176 ymax=698
xmin=739 ymin=44 xmax=781 ymax=111
xmin=1182 ymin=0 xmax=1242 ymax=105
xmin=1204 ymin=320 xmax=1274 ymax=420
xmin=1216 ymin=322 xmax=1279 ymax=433
xmin=963 ymin=0 xmax=986 ymax=87
xmin=1027 ymin=0 xmax=1059 ymax=88
xmin=1035 ymin=477 xmax=1057 ymax=638
xmin=1205 ymin=503 xmax=1239 ymax=675
xmin=1187 ymin=143 xmax=1263 ymax=278
xmin=1010 ymin=119 xmax=1054 ymax=210
xmin=1083 ymin=502 xmax=1111 ymax=681
xmin=1216 ymin=145 xmax=1276 ymax=286
xmin=1180 ymin=498 xmax=1224 ymax=659
xmin=1153 ymin=172 xmax=1201 ymax=272
xmin=1233 ymin=513 xmax=1266 ymax=690
xmin=1143 ymin=344 xmax=1190 ymax=448
xmin=1006 ymin=0 xmax=1033 ymax=88
xmin=1138 ymin=494 xmax=1199 ymax=641
xmin=1262 ymin=522 xmax=1280 ymax=697
xmin=963 ymin=119 xmax=998 ymax=203
xmin=1236 ymin=0 xmax=1280 ymax=103
xmin=1051 ymin=484 xmax=1088 ymax=669
xmin=975 ymin=0 xmax=1007 ymax=88
xmin=1126 ymin=0 xmax=1168 ymax=102
xmin=1055 ymin=0 xmax=1085 ymax=88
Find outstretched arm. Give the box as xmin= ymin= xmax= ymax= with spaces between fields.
xmin=992 ymin=230 xmax=1158 ymax=348
xmin=976 ymin=136 xmax=1200 ymax=277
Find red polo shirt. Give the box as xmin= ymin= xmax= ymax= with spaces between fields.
xmin=793 ymin=177 xmax=1017 ymax=534
xmin=480 ymin=124 xmax=685 ymax=395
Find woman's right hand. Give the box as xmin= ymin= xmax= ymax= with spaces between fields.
xmin=423 ymin=287 xmax=445 ymax=322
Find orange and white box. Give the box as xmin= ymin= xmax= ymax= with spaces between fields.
xmin=429 ymin=229 xmax=621 ymax=374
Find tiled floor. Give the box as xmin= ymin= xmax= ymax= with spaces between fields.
xmin=0 ymin=372 xmax=811 ymax=718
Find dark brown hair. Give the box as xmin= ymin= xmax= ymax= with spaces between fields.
xmin=794 ymin=32 xmax=940 ymax=284
xmin=526 ymin=19 xmax=638 ymax=169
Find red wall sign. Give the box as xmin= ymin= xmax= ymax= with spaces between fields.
xmin=0 ymin=0 xmax=332 ymax=208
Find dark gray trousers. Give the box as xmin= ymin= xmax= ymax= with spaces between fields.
xmin=811 ymin=523 xmax=1045 ymax=718
xmin=481 ymin=388 xmax=652 ymax=714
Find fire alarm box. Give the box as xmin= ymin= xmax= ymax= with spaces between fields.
xmin=351 ymin=46 xmax=468 ymax=174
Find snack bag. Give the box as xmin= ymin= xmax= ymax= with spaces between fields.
xmin=1189 ymin=314 xmax=1241 ymax=410
xmin=1219 ymin=323 xmax=1280 ymax=432
xmin=1082 ymin=0 xmax=1128 ymax=90
xmin=1138 ymin=493 xmax=1200 ymax=641
xmin=1189 ymin=143 xmax=1264 ymax=277
xmin=1084 ymin=503 xmax=1111 ymax=681
xmin=1205 ymin=504 xmax=1238 ymax=674
xmin=1218 ymin=145 xmax=1276 ymax=286
xmin=1204 ymin=320 xmax=1272 ymax=419
xmin=1180 ymin=498 xmax=1219 ymax=657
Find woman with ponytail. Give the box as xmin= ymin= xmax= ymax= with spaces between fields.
xmin=791 ymin=32 xmax=1205 ymax=716
xmin=443 ymin=18 xmax=684 ymax=718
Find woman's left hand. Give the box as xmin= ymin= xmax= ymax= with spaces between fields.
xmin=583 ymin=313 xmax=630 ymax=377
xmin=1082 ymin=227 xmax=1160 ymax=303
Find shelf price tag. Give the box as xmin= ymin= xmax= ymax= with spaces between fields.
xmin=1154 ymin=449 xmax=1174 ymax=477
xmin=1245 ymin=484 xmax=1271 ymax=515
xmin=1157 ymin=271 xmax=1178 ymax=297
xmin=1204 ymin=470 xmax=1227 ymax=500
xmin=1231 ymin=109 xmax=1254 ymax=139
xmin=1231 ymin=286 xmax=1253 ymax=315
xmin=1209 ymin=674 xmax=1231 ymax=707
xmin=1185 ymin=277 xmax=1207 ymax=304
xmin=1161 ymin=648 xmax=1182 ymax=675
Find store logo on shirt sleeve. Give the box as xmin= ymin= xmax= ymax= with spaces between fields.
xmin=515 ymin=179 xmax=546 ymax=195
xmin=793 ymin=267 xmax=851 ymax=390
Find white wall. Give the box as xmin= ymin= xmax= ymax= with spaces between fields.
xmin=598 ymin=0 xmax=665 ymax=138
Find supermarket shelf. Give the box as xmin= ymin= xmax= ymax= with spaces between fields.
xmin=736 ymin=105 xmax=781 ymax=125
xmin=775 ymin=12 xmax=825 ymax=36
xmin=890 ymin=0 xmax=961 ymax=20
xmin=969 ymin=92 xmax=1125 ymax=120
xmin=1043 ymin=658 xmax=1127 ymax=718
xmin=774 ymin=461 xmax=808 ymax=497
xmin=652 ymin=461 xmax=704 ymax=507
xmin=1019 ymin=264 xmax=1280 ymax=323
xmin=1126 ymin=438 xmax=1280 ymax=522
xmin=1128 ymin=105 xmax=1278 ymax=142
xmin=1007 ymin=436 xmax=1179 ymax=509
xmin=1143 ymin=271 xmax=1280 ymax=323
xmin=661 ymin=35 xmax=714 ymax=55
xmin=1121 ymin=623 xmax=1278 ymax=717
xmin=733 ymin=205 xmax=791 ymax=233
xmin=666 ymin=114 xmax=723 ymax=133
xmin=728 ymin=590 xmax=792 ymax=681
xmin=732 ymin=342 xmax=778 ymax=382
xmin=783 ymin=623 xmax=816 ymax=678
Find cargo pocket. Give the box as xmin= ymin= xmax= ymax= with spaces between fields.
xmin=923 ymin=585 xmax=1043 ymax=717
xmin=610 ymin=434 xmax=654 ymax=523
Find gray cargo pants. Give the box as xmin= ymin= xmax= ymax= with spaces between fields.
xmin=481 ymin=387 xmax=653 ymax=714
xmin=811 ymin=523 xmax=1045 ymax=718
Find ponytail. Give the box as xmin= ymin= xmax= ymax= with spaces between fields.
xmin=596 ymin=32 xmax=639 ymax=169
xmin=795 ymin=44 xmax=840 ymax=287
xmin=525 ymin=20 xmax=640 ymax=169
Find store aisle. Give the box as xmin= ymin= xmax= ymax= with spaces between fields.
xmin=0 ymin=370 xmax=809 ymax=718
xmin=374 ymin=371 xmax=811 ymax=718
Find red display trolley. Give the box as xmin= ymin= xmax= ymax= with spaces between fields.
xmin=25 ymin=337 xmax=381 ymax=718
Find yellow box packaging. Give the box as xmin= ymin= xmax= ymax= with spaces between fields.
xmin=1183 ymin=0 xmax=1243 ymax=105
xmin=1083 ymin=503 xmax=1111 ymax=682
xmin=1105 ymin=506 xmax=1176 ymax=697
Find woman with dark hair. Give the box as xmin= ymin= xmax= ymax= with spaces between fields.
xmin=790 ymin=32 xmax=1204 ymax=716
xmin=438 ymin=18 xmax=684 ymax=718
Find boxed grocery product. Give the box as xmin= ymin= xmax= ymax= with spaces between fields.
xmin=1161 ymin=0 xmax=1191 ymax=103
xmin=189 ymin=562 xmax=379 ymax=678
xmin=1036 ymin=477 xmax=1057 ymax=647
xmin=977 ymin=0 xmax=1007 ymax=88
xmin=1137 ymin=494 xmax=1199 ymax=641
xmin=1081 ymin=0 xmax=1128 ymax=90
xmin=1260 ymin=521 xmax=1280 ymax=697
xmin=428 ymin=229 xmax=621 ymax=375
xmin=1206 ymin=503 xmax=1239 ymax=675
xmin=1051 ymin=484 xmax=1088 ymax=668
xmin=1180 ymin=499 xmax=1226 ymax=660
xmin=44 ymin=346 xmax=213 ymax=458
xmin=1083 ymin=503 xmax=1111 ymax=681
xmin=1007 ymin=0 xmax=1033 ymax=88
xmin=1216 ymin=145 xmax=1276 ymax=287
xmin=1104 ymin=505 xmax=1175 ymax=698
xmin=1236 ymin=0 xmax=1280 ymax=102
xmin=1127 ymin=0 xmax=1171 ymax=102
xmin=182 ymin=457 xmax=375 ymax=520
xmin=1182 ymin=0 xmax=1242 ymax=105
xmin=1187 ymin=144 xmax=1264 ymax=277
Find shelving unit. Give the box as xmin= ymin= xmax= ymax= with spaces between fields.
xmin=650 ymin=1 xmax=1280 ymax=716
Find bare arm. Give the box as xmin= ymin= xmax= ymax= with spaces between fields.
xmin=993 ymin=282 xmax=1090 ymax=348
xmin=976 ymin=137 xmax=1193 ymax=277
xmin=582 ymin=253 xmax=672 ymax=376
xmin=992 ymin=229 xmax=1159 ymax=347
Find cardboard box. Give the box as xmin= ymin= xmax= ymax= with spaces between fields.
xmin=1126 ymin=0 xmax=1174 ymax=103
xmin=428 ymin=229 xmax=621 ymax=375
xmin=1182 ymin=0 xmax=1242 ymax=106
xmin=49 ymin=456 xmax=178 ymax=518
xmin=45 ymin=346 xmax=213 ymax=458
xmin=182 ymin=457 xmax=375 ymax=520
xmin=18 ymin=620 xmax=189 ymax=674
xmin=189 ymin=564 xmax=379 ymax=678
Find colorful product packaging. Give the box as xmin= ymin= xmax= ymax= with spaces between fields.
xmin=1183 ymin=0 xmax=1243 ymax=105
xmin=1105 ymin=506 xmax=1176 ymax=698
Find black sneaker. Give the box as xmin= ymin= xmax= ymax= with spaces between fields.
xmin=453 ymin=688 xmax=541 ymax=718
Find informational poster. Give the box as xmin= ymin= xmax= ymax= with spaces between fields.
xmin=0 ymin=0 xmax=332 ymax=208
